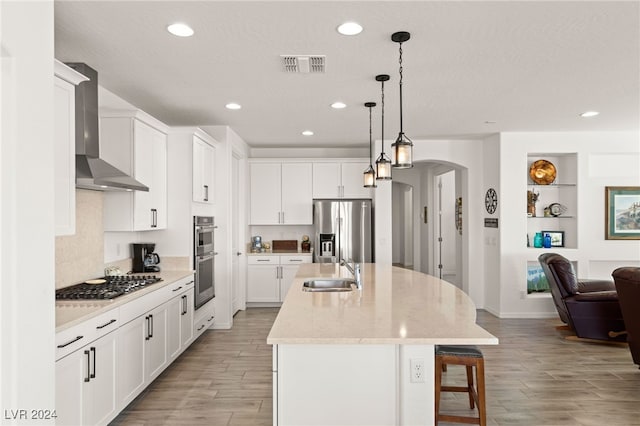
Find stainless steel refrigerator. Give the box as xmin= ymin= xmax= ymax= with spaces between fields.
xmin=313 ymin=199 xmax=373 ymax=264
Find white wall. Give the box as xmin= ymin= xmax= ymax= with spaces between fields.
xmin=495 ymin=132 xmax=640 ymax=318
xmin=376 ymin=139 xmax=485 ymax=307
xmin=482 ymin=134 xmax=501 ymax=316
xmin=203 ymin=125 xmax=250 ymax=328
xmin=0 ymin=1 xmax=55 ymax=419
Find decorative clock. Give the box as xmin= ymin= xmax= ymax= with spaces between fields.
xmin=485 ymin=188 xmax=498 ymax=214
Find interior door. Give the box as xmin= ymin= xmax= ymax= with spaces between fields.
xmin=435 ymin=170 xmax=460 ymax=287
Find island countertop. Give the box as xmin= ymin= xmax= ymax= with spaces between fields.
xmin=267 ymin=263 xmax=498 ymax=345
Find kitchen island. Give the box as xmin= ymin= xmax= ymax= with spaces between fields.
xmin=267 ymin=263 xmax=498 ymax=426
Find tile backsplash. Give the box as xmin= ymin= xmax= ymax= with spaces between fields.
xmin=55 ymin=189 xmax=104 ymax=288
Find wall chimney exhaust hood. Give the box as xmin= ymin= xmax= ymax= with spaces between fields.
xmin=66 ymin=63 xmax=148 ymax=192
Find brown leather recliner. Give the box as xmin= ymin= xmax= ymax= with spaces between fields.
xmin=612 ymin=267 xmax=640 ymax=368
xmin=538 ymin=253 xmax=626 ymax=341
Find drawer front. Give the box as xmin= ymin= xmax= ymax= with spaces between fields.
xmin=248 ymin=255 xmax=279 ymax=265
xmin=161 ymin=275 xmax=195 ymax=300
xmin=55 ymin=308 xmax=119 ymax=360
xmin=280 ymin=255 xmax=312 ymax=264
xmin=55 ymin=321 xmax=93 ymax=360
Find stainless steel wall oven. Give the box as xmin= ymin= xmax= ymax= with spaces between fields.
xmin=194 ymin=216 xmax=216 ymax=309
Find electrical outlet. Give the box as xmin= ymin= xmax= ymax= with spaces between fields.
xmin=410 ymin=358 xmax=425 ymax=383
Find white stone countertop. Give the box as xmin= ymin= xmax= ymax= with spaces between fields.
xmin=55 ymin=270 xmax=194 ymax=332
xmin=267 ymin=263 xmax=498 ymax=345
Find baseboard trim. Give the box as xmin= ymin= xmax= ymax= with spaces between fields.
xmin=479 ymin=308 xmax=559 ymax=319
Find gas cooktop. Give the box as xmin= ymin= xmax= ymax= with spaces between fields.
xmin=55 ymin=275 xmax=162 ymax=300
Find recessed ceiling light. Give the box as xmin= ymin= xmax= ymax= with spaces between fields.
xmin=331 ymin=102 xmax=347 ymax=109
xmin=302 ymin=130 xmax=314 ymax=136
xmin=167 ymin=23 xmax=194 ymax=37
xmin=337 ymin=22 xmax=363 ymax=36
xmin=225 ymin=103 xmax=242 ymax=110
xmin=580 ymin=111 xmax=599 ymax=118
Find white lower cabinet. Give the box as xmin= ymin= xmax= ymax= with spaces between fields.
xmin=194 ymin=297 xmax=215 ymax=338
xmin=56 ymin=274 xmax=199 ymax=425
xmin=247 ymin=255 xmax=312 ymax=303
xmin=144 ymin=303 xmax=168 ymax=382
xmin=116 ymin=315 xmax=146 ymax=409
xmin=55 ymin=330 xmax=117 ymax=426
xmin=167 ymin=285 xmax=195 ymax=361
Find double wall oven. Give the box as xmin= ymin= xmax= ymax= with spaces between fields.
xmin=194 ymin=216 xmax=216 ymax=309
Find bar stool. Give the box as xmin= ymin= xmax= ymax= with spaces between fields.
xmin=434 ymin=345 xmax=486 ymax=426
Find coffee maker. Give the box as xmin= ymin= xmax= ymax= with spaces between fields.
xmin=132 ymin=243 xmax=161 ymax=273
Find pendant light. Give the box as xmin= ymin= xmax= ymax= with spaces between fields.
xmin=363 ymin=102 xmax=377 ymax=188
xmin=375 ymin=74 xmax=392 ymax=180
xmin=391 ymin=31 xmax=413 ymax=169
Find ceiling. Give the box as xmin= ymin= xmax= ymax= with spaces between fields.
xmin=54 ymin=1 xmax=640 ymax=148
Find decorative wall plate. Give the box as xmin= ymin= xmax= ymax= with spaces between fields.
xmin=548 ymin=202 xmax=567 ymax=217
xmin=485 ymin=188 xmax=498 ymax=214
xmin=529 ymin=160 xmax=556 ymax=185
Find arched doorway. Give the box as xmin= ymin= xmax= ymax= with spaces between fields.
xmin=392 ymin=161 xmax=466 ymax=289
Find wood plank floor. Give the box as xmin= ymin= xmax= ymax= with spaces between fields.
xmin=111 ymin=308 xmax=640 ymax=426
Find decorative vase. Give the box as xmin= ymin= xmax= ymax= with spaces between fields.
xmin=543 ymin=233 xmax=552 ymax=248
xmin=533 ymin=232 xmax=543 ymax=248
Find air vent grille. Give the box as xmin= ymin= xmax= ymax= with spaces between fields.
xmin=280 ymin=55 xmax=326 ymax=73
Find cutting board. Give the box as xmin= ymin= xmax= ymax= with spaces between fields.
xmin=272 ymin=240 xmax=298 ymax=251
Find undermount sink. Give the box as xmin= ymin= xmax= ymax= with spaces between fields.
xmin=302 ymin=278 xmax=355 ymax=292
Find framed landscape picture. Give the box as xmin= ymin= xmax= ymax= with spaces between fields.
xmin=605 ymin=186 xmax=640 ymax=240
xmin=541 ymin=230 xmax=565 ymax=247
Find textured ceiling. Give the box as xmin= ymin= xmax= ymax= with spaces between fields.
xmin=54 ymin=1 xmax=640 ymax=147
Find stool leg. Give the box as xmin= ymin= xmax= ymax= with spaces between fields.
xmin=435 ymin=356 xmax=443 ymax=425
xmin=476 ymin=359 xmax=486 ymax=426
xmin=465 ymin=365 xmax=475 ymax=409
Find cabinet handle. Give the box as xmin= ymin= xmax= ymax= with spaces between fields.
xmin=182 ymin=295 xmax=187 ymax=315
xmin=84 ymin=350 xmax=91 ymax=382
xmin=96 ymin=319 xmax=116 ymax=329
xmin=197 ymin=324 xmax=205 ymax=331
xmin=90 ymin=347 xmax=96 ymax=379
xmin=145 ymin=316 xmax=150 ymax=341
xmin=207 ymin=315 xmax=214 ymax=322
xmin=172 ymin=286 xmax=183 ymax=292
xmin=257 ymin=259 xmax=270 ymax=262
xmin=237 ymin=252 xmax=242 ymax=256
xmin=204 ymin=185 xmax=209 ymax=202
xmin=288 ymin=259 xmax=303 ymax=262
xmin=57 ymin=335 xmax=83 ymax=348
xmin=149 ymin=314 xmax=154 ymax=338
xmin=154 ymin=209 xmax=158 ymax=227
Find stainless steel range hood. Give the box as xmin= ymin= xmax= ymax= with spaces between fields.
xmin=66 ymin=63 xmax=148 ymax=192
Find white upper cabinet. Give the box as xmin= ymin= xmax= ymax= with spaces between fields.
xmin=340 ymin=162 xmax=372 ymax=198
xmin=250 ymin=163 xmax=284 ymax=225
xmin=311 ymin=163 xmax=341 ymax=199
xmin=53 ymin=61 xmax=88 ymax=236
xmin=192 ymin=134 xmax=215 ymax=204
xmin=281 ymin=163 xmax=313 ymax=224
xmin=101 ymin=111 xmax=168 ymax=231
xmin=312 ymin=161 xmax=371 ymax=199
xmin=250 ymin=162 xmax=312 ymax=225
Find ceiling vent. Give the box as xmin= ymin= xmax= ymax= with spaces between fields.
xmin=280 ymin=55 xmax=326 ymax=73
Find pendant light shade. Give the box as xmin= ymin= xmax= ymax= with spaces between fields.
xmin=375 ymin=74 xmax=392 ymax=180
xmin=391 ymin=31 xmax=413 ymax=169
xmin=363 ymin=102 xmax=377 ymax=188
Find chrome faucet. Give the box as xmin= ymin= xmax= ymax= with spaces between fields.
xmin=341 ymin=258 xmax=362 ymax=290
